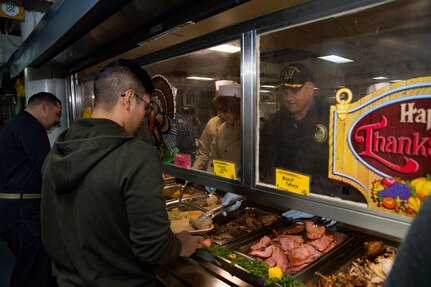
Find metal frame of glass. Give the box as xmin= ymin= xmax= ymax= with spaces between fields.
xmin=70 ymin=0 xmax=415 ymax=238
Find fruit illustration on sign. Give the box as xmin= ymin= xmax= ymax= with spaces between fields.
xmin=381 ymin=197 xmax=396 ymax=209
xmin=408 ymin=196 xmax=422 ymax=213
xmin=410 ymin=175 xmax=431 ymax=200
xmin=372 ymin=175 xmax=431 ymax=215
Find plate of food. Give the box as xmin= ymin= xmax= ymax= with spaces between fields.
xmin=168 ymin=208 xmax=214 ymax=234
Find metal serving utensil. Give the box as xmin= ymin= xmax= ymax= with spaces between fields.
xmin=198 ymin=198 xmax=244 ymax=220
xmin=177 ymin=180 xmax=190 ymax=210
xmin=314 ymin=217 xmax=337 ymax=228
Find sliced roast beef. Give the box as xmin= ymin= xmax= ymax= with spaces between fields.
xmin=276 ymin=235 xmax=304 ymax=251
xmin=249 ymin=245 xmax=273 ymax=258
xmin=305 ymin=220 xmax=326 ymax=239
xmin=309 ymin=234 xmax=334 ymax=252
xmin=322 ymin=240 xmax=337 ymax=254
xmin=285 ymin=263 xmax=309 ymax=273
xmin=245 ymin=221 xmax=344 ymax=276
xmin=250 ymin=235 xmax=272 ymax=250
xmin=287 ymin=243 xmax=322 ymax=267
xmin=264 ymin=246 xmax=289 ymax=272
xmin=283 ymin=224 xmax=305 ymax=235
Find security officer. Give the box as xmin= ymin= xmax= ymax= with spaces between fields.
xmin=0 ymin=92 xmax=62 ymax=287
xmin=259 ymin=63 xmax=364 ymax=202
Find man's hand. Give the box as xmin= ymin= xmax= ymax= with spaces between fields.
xmin=176 ymin=231 xmax=204 ymax=257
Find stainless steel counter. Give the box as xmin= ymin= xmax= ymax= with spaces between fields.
xmin=157 ymin=221 xmax=401 ymax=287
xmin=161 ymin=194 xmax=401 ymax=287
xmin=158 ymin=255 xmax=255 ymax=287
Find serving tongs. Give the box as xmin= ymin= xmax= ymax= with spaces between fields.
xmin=316 ymin=217 xmax=337 ymax=228
xmin=177 ymin=180 xmax=190 ymax=210
xmin=198 ymin=198 xmax=244 ymax=220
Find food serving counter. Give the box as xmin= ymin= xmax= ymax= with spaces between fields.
xmin=159 ymin=185 xmax=400 ymax=287
xmin=1 ymin=0 xmax=426 ymax=285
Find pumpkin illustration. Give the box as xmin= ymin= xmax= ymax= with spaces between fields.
xmin=410 ymin=175 xmax=431 ymax=200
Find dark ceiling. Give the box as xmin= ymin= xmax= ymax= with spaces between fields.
xmin=4 ymin=0 xmax=308 ymax=78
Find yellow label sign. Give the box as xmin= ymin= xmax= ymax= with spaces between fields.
xmin=275 ymin=169 xmax=310 ymax=196
xmin=213 ymin=160 xmax=236 ymax=180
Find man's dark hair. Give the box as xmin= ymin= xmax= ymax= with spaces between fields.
xmin=27 ymin=92 xmax=61 ymax=107
xmin=94 ymin=59 xmax=154 ymax=111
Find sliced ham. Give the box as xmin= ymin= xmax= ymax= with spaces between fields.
xmin=264 ymin=246 xmax=289 ymax=272
xmin=305 ymin=220 xmax=326 ymax=240
xmin=283 ymin=224 xmax=305 ymax=235
xmin=309 ymin=234 xmax=334 ymax=252
xmin=246 ymin=222 xmax=343 ymax=276
xmin=250 ymin=235 xmax=272 ymax=250
xmin=285 ymin=263 xmax=309 ymax=273
xmin=287 ymin=243 xmax=321 ymax=267
xmin=322 ymin=240 xmax=337 ymax=254
xmin=249 ymin=245 xmax=273 ymax=258
xmin=265 ymin=253 xmax=277 ymax=267
xmin=276 ymin=235 xmax=304 ymax=251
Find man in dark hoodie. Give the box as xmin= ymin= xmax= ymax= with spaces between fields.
xmin=41 ymin=59 xmax=204 ymax=287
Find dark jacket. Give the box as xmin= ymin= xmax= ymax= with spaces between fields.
xmin=259 ymin=98 xmax=364 ymax=202
xmin=0 ymin=110 xmax=50 ymax=193
xmin=384 ymin=195 xmax=431 ymax=287
xmin=41 ymin=118 xmax=181 ymax=287
xmin=259 ymin=99 xmax=329 ymax=184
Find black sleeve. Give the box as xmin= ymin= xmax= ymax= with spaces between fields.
xmin=19 ymin=121 xmax=51 ymax=172
xmin=383 ymin=196 xmax=431 ymax=287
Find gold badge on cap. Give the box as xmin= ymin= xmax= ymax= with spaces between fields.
xmin=285 ymin=66 xmax=300 ymax=80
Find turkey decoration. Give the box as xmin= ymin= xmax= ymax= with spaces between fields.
xmin=149 ymin=74 xmax=178 ymax=162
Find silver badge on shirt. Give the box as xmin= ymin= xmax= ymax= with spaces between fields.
xmin=314 ymin=124 xmax=328 ymax=142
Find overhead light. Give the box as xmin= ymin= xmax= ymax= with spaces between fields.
xmin=391 ymin=79 xmax=402 ymax=82
xmin=187 ymin=76 xmax=215 ymax=81
xmin=260 ymin=90 xmax=271 ymax=93
xmin=373 ymin=76 xmax=388 ymax=80
xmin=209 ymin=44 xmax=241 ymax=53
xmin=318 ymin=55 xmax=354 ymax=64
xmin=261 ymin=85 xmax=275 ymax=88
